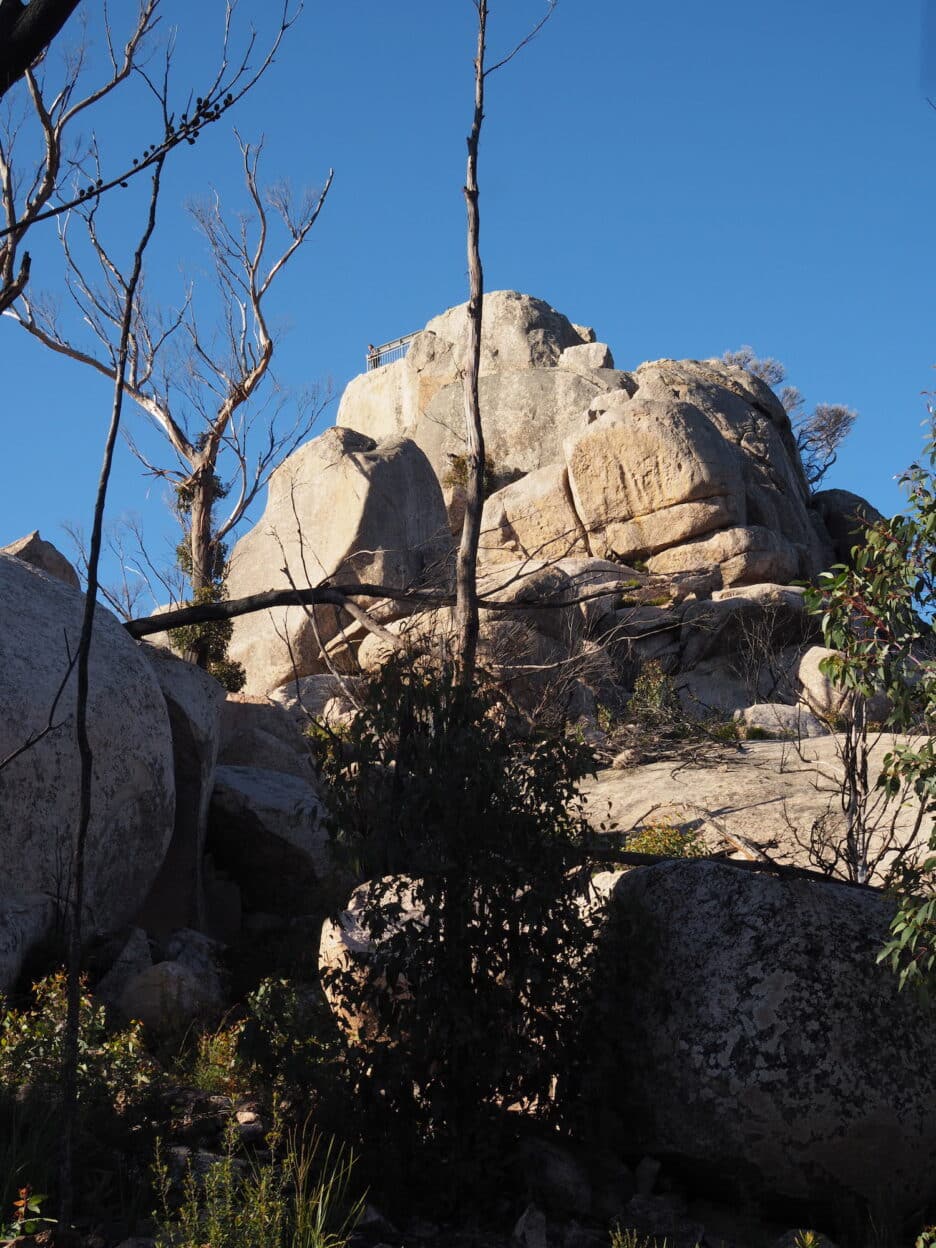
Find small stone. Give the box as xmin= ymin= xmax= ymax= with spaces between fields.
xmin=512 ymin=1203 xmax=547 ymax=1248
xmin=634 ymin=1156 xmax=661 ymax=1197
xmin=612 ymin=747 xmax=642 ymax=769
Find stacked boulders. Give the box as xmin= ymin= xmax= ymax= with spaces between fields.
xmin=218 ymin=291 xmax=881 ymax=732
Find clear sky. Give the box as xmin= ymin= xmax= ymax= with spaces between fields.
xmin=2 ymin=0 xmax=935 ymax=605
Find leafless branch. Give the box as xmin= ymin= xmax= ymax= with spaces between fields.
xmin=484 ymin=0 xmax=558 ymax=76
xmin=0 ymin=0 xmax=303 ymax=313
xmin=0 ymin=629 xmax=76 ymax=769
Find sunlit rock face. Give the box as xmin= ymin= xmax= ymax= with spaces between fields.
xmin=0 ymin=553 xmax=175 ymax=986
xmin=225 ymin=426 xmax=452 ymax=694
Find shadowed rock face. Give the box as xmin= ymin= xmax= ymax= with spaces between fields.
xmin=811 ymin=488 xmax=883 ymax=566
xmin=0 ymin=554 xmax=175 ymax=986
xmin=135 ymin=648 xmax=226 ymax=937
xmin=580 ymin=860 xmax=936 ymax=1226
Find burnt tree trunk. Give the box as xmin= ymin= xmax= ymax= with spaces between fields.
xmin=454 ymin=0 xmax=488 ymax=687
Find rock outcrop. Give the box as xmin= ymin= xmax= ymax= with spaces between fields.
xmin=225 ymin=427 xmax=453 ymax=694
xmin=0 ymin=555 xmax=175 ymax=986
xmin=334 ymin=294 xmax=833 ymax=595
xmin=582 ymin=860 xmax=936 ymax=1225
xmin=1 ymin=530 xmax=80 ymax=588
xmin=580 ymin=734 xmax=924 ymax=877
xmin=208 ymin=765 xmax=331 ymax=915
xmin=213 ymin=291 xmax=863 ymax=723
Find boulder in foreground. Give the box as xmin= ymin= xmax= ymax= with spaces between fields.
xmin=580 ymin=859 xmax=936 ymax=1229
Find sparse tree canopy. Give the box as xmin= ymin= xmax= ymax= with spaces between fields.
xmin=722 ymin=343 xmax=786 ymax=389
xmin=796 ymin=401 xmax=858 ymax=488
xmin=12 ymin=137 xmax=333 ymax=675
xmin=723 ymin=345 xmax=857 ymax=490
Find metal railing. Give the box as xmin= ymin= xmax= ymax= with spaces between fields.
xmin=366 ymin=332 xmax=417 ymax=371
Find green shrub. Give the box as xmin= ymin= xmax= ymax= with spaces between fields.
xmin=0 ymin=1186 xmax=57 ymax=1245
xmin=155 ymin=1118 xmax=362 ymax=1248
xmin=319 ymin=658 xmax=602 ymax=1208
xmin=181 ymin=1019 xmax=249 ymax=1098
xmin=629 ymin=659 xmax=680 ymax=727
xmin=627 ymin=822 xmax=705 ymax=859
xmin=0 ymin=1093 xmax=58 ymax=1227
xmin=0 ymin=972 xmax=157 ymax=1223
xmin=239 ymin=978 xmax=340 ymax=1096
xmin=0 ymin=971 xmax=153 ymax=1105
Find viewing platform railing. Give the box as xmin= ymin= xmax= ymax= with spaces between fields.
xmin=366 ymin=332 xmax=417 ymax=371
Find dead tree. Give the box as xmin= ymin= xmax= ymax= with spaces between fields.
xmin=0 ymin=0 xmax=299 ymax=312
xmin=11 ymin=136 xmax=333 ymax=667
xmin=454 ymin=0 xmax=557 ymax=685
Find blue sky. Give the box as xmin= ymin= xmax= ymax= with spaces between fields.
xmin=1 ymin=0 xmax=935 ymax=605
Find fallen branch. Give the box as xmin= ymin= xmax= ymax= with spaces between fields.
xmin=123 ymin=579 xmax=645 ymax=639
xmin=579 ymin=844 xmax=877 ymax=891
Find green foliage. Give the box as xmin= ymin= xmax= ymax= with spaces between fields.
xmin=805 ymin=416 xmax=936 ymax=980
xmin=0 ymin=971 xmax=154 ymax=1105
xmin=915 ymin=1227 xmax=936 ymax=1248
xmin=154 ymin=1119 xmax=362 ymax=1248
xmin=319 ymin=658 xmax=602 ymax=1207
xmin=629 ymin=659 xmax=680 ymax=728
xmin=441 ymin=452 xmax=520 ymax=498
xmin=239 ymin=977 xmax=340 ymax=1095
xmin=0 ymin=972 xmax=156 ymax=1222
xmin=0 ymin=1089 xmax=58 ymax=1219
xmin=183 ymin=1020 xmax=249 ymax=1098
xmin=609 ymin=1227 xmax=702 ymax=1248
xmin=168 ymin=582 xmax=246 ymax=692
xmin=627 ymin=822 xmax=705 ymax=858
xmin=0 ymin=1186 xmax=56 ymax=1245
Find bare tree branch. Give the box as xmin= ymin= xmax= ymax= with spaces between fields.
xmin=484 ymin=0 xmax=558 ymax=76
xmin=0 ymin=1 xmax=302 ymax=312
xmin=123 ymin=577 xmax=651 ymax=639
xmin=10 ymin=133 xmax=333 ymax=663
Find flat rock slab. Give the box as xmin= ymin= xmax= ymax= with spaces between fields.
xmin=580 ymin=735 xmax=926 ymax=879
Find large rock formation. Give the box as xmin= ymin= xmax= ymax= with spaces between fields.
xmin=811 ymin=488 xmax=883 ymax=566
xmin=223 ymin=291 xmax=861 ymax=707
xmin=336 ymin=294 xmax=832 ymax=590
xmin=225 ymin=427 xmax=453 ymax=694
xmin=338 ymin=291 xmax=602 ymax=437
xmin=208 ymin=766 xmax=331 ymax=915
xmin=579 ymin=733 xmax=924 ymax=877
xmin=0 ymin=555 xmax=175 ymax=986
xmin=582 ymin=860 xmax=936 ymax=1227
